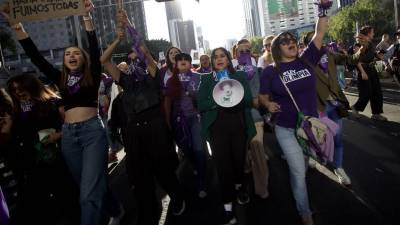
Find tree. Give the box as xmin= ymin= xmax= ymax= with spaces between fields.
xmin=144 ymin=39 xmax=172 ymax=61
xmin=0 ymin=26 xmax=16 ymax=54
xmin=249 ymin=36 xmax=263 ymax=55
xmin=328 ymin=0 xmax=395 ymax=45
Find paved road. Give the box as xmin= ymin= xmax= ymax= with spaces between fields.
xmin=109 ymin=96 xmax=400 ymax=225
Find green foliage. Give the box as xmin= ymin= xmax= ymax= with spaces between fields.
xmin=328 ymin=0 xmax=395 ymax=45
xmin=0 ymin=27 xmax=16 ymax=54
xmin=249 ymin=36 xmax=263 ymax=55
xmin=144 ymin=39 xmax=172 ymax=61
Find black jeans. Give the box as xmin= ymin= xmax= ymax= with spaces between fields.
xmin=123 ymin=114 xmax=181 ymax=225
xmin=209 ymin=108 xmax=247 ymax=204
xmin=353 ymin=65 xmax=383 ymax=115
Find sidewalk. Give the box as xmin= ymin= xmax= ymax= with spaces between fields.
xmin=345 ymin=93 xmax=400 ymax=123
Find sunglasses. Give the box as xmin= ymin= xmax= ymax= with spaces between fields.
xmin=278 ymin=37 xmax=297 ymax=46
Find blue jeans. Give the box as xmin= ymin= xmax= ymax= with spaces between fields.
xmin=325 ymin=101 xmax=344 ymax=168
xmin=62 ymin=116 xmax=109 ymax=225
xmin=275 ymin=125 xmax=311 ymax=216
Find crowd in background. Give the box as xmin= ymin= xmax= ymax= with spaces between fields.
xmin=0 ymin=0 xmax=398 ymax=225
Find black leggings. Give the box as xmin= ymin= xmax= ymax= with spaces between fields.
xmin=123 ymin=116 xmax=181 ymax=225
xmin=209 ymin=109 xmax=247 ymax=204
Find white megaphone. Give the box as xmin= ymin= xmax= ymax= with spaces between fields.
xmin=212 ymin=79 xmax=244 ymax=108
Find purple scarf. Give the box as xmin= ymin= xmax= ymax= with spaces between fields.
xmin=67 ymin=71 xmax=83 ymax=94
xmin=127 ymin=26 xmax=147 ymax=65
xmin=237 ymin=52 xmax=255 ymax=80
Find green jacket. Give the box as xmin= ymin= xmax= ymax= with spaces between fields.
xmin=312 ymin=51 xmax=360 ymax=112
xmin=197 ymin=71 xmax=256 ymax=142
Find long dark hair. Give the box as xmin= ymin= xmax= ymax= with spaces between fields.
xmin=210 ymin=47 xmax=236 ymax=75
xmin=7 ymin=74 xmax=60 ymax=115
xmin=60 ymin=46 xmax=93 ymax=91
xmin=270 ymin=31 xmax=298 ymax=70
xmin=167 ymin=53 xmax=192 ymax=99
xmin=165 ymin=47 xmax=182 ymax=71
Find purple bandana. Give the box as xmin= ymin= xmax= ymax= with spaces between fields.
xmin=237 ymin=52 xmax=255 ymax=80
xmin=318 ymin=54 xmax=329 ymax=74
xmin=67 ymin=71 xmax=83 ymax=94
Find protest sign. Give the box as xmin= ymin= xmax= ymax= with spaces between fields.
xmin=8 ymin=0 xmax=84 ymax=23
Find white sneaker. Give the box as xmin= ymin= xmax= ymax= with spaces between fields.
xmin=308 ymin=158 xmax=317 ymax=169
xmin=334 ymin=168 xmax=351 ymax=185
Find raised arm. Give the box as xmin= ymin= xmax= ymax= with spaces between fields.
xmin=80 ymin=0 xmax=102 ymax=83
xmin=312 ymin=0 xmax=331 ymax=50
xmin=15 ymin=24 xmax=62 ymax=82
xmin=82 ymin=0 xmax=94 ymax=32
xmin=120 ymin=10 xmax=158 ymax=77
xmin=100 ymin=30 xmax=125 ymax=82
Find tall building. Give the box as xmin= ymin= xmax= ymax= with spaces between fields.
xmin=259 ymin=0 xmax=320 ymax=36
xmin=176 ymin=20 xmax=197 ymax=54
xmin=165 ymin=0 xmax=183 ymax=43
xmin=3 ymin=17 xmax=77 ymax=75
xmin=164 ymin=0 xmax=197 ymax=53
xmin=203 ymin=40 xmax=210 ymax=52
xmin=242 ymin=0 xmax=262 ymax=37
xmin=92 ymin=0 xmax=147 ymax=49
xmin=196 ymin=26 xmax=205 ymax=50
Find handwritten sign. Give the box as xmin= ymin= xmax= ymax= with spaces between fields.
xmin=9 ymin=0 xmax=84 ymax=23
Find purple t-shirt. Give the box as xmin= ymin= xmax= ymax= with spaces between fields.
xmin=259 ymin=42 xmax=324 ymax=128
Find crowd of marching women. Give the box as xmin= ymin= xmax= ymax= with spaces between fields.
xmin=0 ymin=0 xmax=394 ymax=225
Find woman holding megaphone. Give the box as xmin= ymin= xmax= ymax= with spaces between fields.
xmin=197 ymin=47 xmax=256 ymax=224
xmin=1 ymin=1 xmax=118 ymax=224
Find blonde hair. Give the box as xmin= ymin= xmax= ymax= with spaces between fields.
xmin=263 ymin=35 xmax=275 ymax=46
